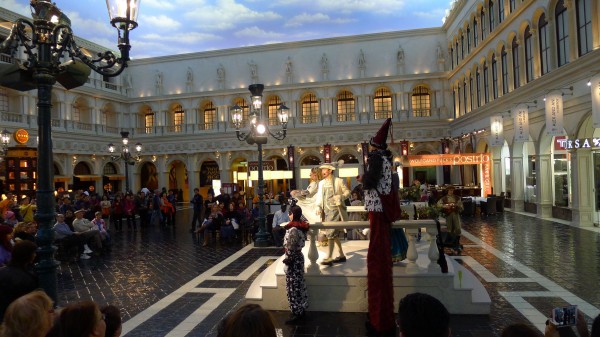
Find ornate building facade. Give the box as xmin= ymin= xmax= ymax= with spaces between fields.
xmin=1 ymin=0 xmax=599 ymax=226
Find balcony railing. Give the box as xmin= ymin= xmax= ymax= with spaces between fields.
xmin=198 ymin=123 xmax=215 ymax=130
xmin=373 ymin=111 xmax=392 ymax=120
xmin=301 ymin=115 xmax=319 ymax=124
xmin=0 ymin=53 xmax=13 ymax=64
xmin=413 ymin=109 xmax=431 ymax=117
xmin=336 ymin=113 xmax=356 ymax=122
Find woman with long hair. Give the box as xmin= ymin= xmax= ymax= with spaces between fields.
xmin=0 ymin=290 xmax=54 ymax=337
xmin=290 ymin=167 xmax=321 ymax=224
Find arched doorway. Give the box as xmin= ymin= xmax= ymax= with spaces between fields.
xmin=102 ymin=162 xmax=123 ymax=196
xmin=140 ymin=162 xmax=158 ymax=191
xmin=199 ymin=160 xmax=220 ymax=197
xmin=168 ymin=160 xmax=189 ymax=202
xmin=73 ymin=162 xmax=99 ymax=192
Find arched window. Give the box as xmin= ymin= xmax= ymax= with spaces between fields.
xmin=460 ymin=34 xmax=465 ymax=58
xmin=453 ymin=86 xmax=457 ymax=118
xmin=483 ymin=61 xmax=490 ymax=103
xmin=469 ymin=76 xmax=474 ymax=112
xmin=72 ymin=103 xmax=81 ymax=122
xmin=144 ymin=107 xmax=154 ymax=134
xmin=473 ymin=18 xmax=479 ymax=48
xmin=450 ymin=47 xmax=454 ymax=69
xmin=475 ymin=68 xmax=481 ymax=108
xmin=555 ymin=0 xmax=570 ymax=67
xmin=267 ymin=95 xmax=282 ymax=126
xmin=466 ymin=26 xmax=471 ymax=53
xmin=412 ymin=85 xmax=431 ymax=117
xmin=481 ymin=8 xmax=487 ymax=39
xmin=462 ymin=80 xmax=467 ymax=116
xmin=173 ymin=104 xmax=184 ymax=132
xmin=232 ymin=97 xmax=249 ymax=128
xmin=498 ymin=0 xmax=505 ymax=23
xmin=512 ymin=37 xmax=520 ymax=89
xmin=373 ymin=87 xmax=392 ymax=120
xmin=576 ymin=0 xmax=592 ymax=56
xmin=539 ymin=13 xmax=550 ymax=75
xmin=455 ymin=40 xmax=460 ymax=64
xmin=337 ymin=90 xmax=355 ymax=122
xmin=492 ymin=54 xmax=499 ymax=99
xmin=488 ymin=0 xmax=495 ymax=32
xmin=456 ymin=85 xmax=461 ymax=117
xmin=203 ymin=102 xmax=216 ymax=130
xmin=524 ymin=26 xmax=534 ymax=82
xmin=301 ymin=93 xmax=319 ymax=124
xmin=509 ymin=0 xmax=515 ymax=12
xmin=501 ymin=46 xmax=509 ymax=94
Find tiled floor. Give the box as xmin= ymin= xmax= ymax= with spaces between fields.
xmin=54 ymin=207 xmax=600 ymax=337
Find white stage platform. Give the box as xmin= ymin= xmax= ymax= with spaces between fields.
xmin=246 ymin=238 xmax=491 ymax=314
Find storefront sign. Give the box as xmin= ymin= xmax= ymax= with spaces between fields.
xmin=545 ymin=90 xmax=565 ymax=136
xmin=405 ymin=153 xmax=492 ymax=197
xmin=248 ymin=160 xmax=275 ymax=171
xmin=513 ymin=104 xmax=530 ymax=142
xmin=555 ymin=137 xmax=600 ymax=150
xmin=13 ymin=129 xmax=29 ymax=144
xmin=592 ymin=74 xmax=600 ymax=128
xmin=489 ymin=115 xmax=504 ymax=147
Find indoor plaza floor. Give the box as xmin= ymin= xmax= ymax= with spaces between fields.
xmin=53 ymin=206 xmax=600 ymax=337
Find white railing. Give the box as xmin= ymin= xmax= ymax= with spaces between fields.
xmin=305 ymin=215 xmax=446 ymax=275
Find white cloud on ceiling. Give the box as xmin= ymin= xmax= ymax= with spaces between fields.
xmin=139 ymin=14 xmax=182 ymax=30
xmin=234 ymin=26 xmax=284 ymax=39
xmin=183 ymin=0 xmax=281 ymax=31
xmin=284 ymin=12 xmax=355 ymax=28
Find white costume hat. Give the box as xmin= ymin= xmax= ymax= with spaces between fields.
xmin=319 ymin=163 xmax=336 ymax=171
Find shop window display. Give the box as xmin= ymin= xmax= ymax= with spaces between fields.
xmin=553 ymin=154 xmax=569 ymax=207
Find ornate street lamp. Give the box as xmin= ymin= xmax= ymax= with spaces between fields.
xmin=0 ymin=129 xmax=10 ymax=160
xmin=231 ymin=84 xmax=289 ymax=247
xmin=0 ymin=0 xmax=140 ymax=303
xmin=108 ymin=131 xmax=142 ymax=194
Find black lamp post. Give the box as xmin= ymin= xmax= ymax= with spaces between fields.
xmin=0 ymin=0 xmax=139 ymax=304
xmin=108 ymin=131 xmax=142 ymax=194
xmin=231 ymin=84 xmax=289 ymax=247
xmin=0 ymin=129 xmax=10 ymax=160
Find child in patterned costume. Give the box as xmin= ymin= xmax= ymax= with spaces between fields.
xmin=282 ymin=205 xmax=310 ymax=324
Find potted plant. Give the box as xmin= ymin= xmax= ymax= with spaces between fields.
xmin=416 ymin=205 xmax=441 ymax=220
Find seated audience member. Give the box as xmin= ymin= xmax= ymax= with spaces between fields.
xmin=100 ymin=305 xmax=122 ymax=337
xmin=3 ymin=211 xmax=17 ymax=227
xmin=0 ymin=290 xmax=54 ymax=337
xmin=72 ymin=209 xmax=103 ymax=254
xmin=55 ymin=300 xmax=106 ymax=337
xmin=397 ymin=293 xmax=450 ymax=337
xmin=196 ymin=204 xmax=224 ymax=246
xmin=501 ymin=323 xmax=539 ymax=337
xmin=220 ymin=304 xmax=276 ymax=337
xmin=0 ymin=240 xmax=39 ymax=321
xmin=53 ymin=214 xmax=90 ymax=260
xmin=271 ymin=199 xmax=290 ymax=247
xmin=12 ymin=222 xmax=36 ymax=242
xmin=91 ymin=212 xmax=110 ymax=242
xmin=0 ymin=224 xmax=13 ymax=266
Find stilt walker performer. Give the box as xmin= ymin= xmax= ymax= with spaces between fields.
xmin=362 ymin=118 xmax=402 ymax=336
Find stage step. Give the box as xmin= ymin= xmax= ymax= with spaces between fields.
xmin=246 ymin=240 xmax=490 ymax=314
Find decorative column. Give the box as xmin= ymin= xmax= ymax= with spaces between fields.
xmin=510 ymin=155 xmax=525 ymax=211
xmin=571 ymin=148 xmax=594 ymax=226
xmin=536 ymin=153 xmax=553 ymax=218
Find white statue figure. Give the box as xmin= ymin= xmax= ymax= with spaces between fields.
xmin=155 ymin=70 xmax=163 ymax=87
xmin=285 ymin=57 xmax=293 ymax=74
xmin=321 ymin=53 xmax=328 ymax=72
xmin=358 ymin=49 xmax=366 ymax=68
xmin=248 ymin=60 xmax=258 ymax=77
xmin=186 ymin=67 xmax=193 ymax=83
xmin=437 ymin=43 xmax=445 ymax=60
xmin=217 ymin=64 xmax=225 ymax=81
xmin=397 ymin=45 xmax=405 ymax=63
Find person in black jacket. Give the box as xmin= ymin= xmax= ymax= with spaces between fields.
xmin=0 ymin=240 xmax=39 ymax=322
xmin=190 ymin=188 xmax=203 ymax=233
